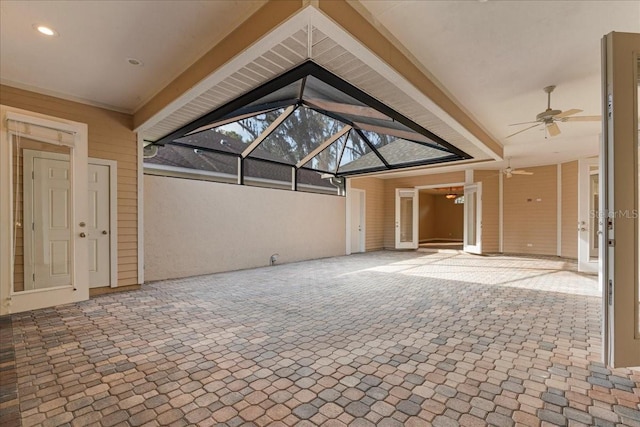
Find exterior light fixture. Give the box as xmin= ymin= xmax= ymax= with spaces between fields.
xmin=445 ymin=187 xmax=457 ymax=199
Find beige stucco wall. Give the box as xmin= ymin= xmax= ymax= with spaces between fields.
xmin=144 ymin=175 xmax=346 ymax=281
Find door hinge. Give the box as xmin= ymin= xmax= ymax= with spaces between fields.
xmin=32 ymin=222 xmax=34 ymax=231
xmin=32 ymin=273 xmax=35 ymax=282
xmin=608 ymin=279 xmax=613 ymax=306
xmin=31 ymin=171 xmax=34 ymax=179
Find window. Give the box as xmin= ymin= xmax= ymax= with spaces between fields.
xmin=144 ymin=61 xmax=470 ymax=193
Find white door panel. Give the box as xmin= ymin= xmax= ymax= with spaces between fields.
xmin=88 ymin=163 xmax=110 ymax=288
xmin=350 ymin=189 xmax=365 ymax=253
xmin=25 ymin=155 xmax=73 ymax=289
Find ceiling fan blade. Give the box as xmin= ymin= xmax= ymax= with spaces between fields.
xmin=508 ymin=120 xmax=539 ymax=126
xmin=512 ymin=170 xmax=534 ymax=175
xmin=554 ymin=108 xmax=582 ymax=119
xmin=562 ymin=115 xmax=601 ymax=122
xmin=547 ymin=122 xmax=561 ymax=137
xmin=506 ymin=123 xmax=541 ymax=138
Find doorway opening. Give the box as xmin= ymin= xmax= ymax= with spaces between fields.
xmin=418 ymin=184 xmax=465 ymax=251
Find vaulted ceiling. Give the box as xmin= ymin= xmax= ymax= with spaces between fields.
xmin=1 ymin=0 xmax=638 ymax=174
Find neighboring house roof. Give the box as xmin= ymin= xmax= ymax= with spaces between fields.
xmin=145 ymin=131 xmax=334 ymax=188
xmin=339 ymin=138 xmax=453 ymax=173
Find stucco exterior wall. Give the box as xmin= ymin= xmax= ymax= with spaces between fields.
xmin=144 ymin=175 xmax=346 ymax=281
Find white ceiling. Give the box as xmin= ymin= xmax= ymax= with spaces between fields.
xmin=358 ymin=0 xmax=639 ymax=169
xmin=0 ymin=0 xmax=266 ymax=112
xmin=1 ymin=0 xmax=638 ymax=171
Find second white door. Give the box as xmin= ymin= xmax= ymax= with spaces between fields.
xmin=88 ymin=163 xmax=111 ymax=288
xmin=350 ymin=189 xmax=365 ymax=253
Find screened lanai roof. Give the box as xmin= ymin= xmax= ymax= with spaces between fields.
xmin=149 ymin=61 xmax=471 ymax=177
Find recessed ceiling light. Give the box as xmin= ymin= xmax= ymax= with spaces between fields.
xmin=126 ymin=58 xmax=144 ymax=66
xmin=33 ymin=24 xmax=58 ymax=37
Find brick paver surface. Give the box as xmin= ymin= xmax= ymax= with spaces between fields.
xmin=4 ymin=251 xmax=640 ymax=426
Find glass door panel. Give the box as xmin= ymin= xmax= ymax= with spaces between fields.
xmin=395 ymin=188 xmax=418 ymax=249
xmin=463 ymin=183 xmax=482 ymax=254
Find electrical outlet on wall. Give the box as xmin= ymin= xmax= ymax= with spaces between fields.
xmin=527 ymin=243 xmax=533 ymax=247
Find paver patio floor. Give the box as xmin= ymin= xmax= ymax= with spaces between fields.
xmin=2 ymin=251 xmax=639 ymax=426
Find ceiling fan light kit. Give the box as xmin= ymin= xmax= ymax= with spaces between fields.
xmin=502 ymin=158 xmax=534 ymax=178
xmin=506 ymin=85 xmax=601 ymax=138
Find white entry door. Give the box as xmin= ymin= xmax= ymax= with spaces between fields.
xmin=1 ymin=108 xmax=89 ymax=316
xmin=24 ymin=152 xmax=73 ymax=289
xmin=88 ymin=163 xmax=112 ymax=288
xmin=463 ymin=183 xmax=482 ymax=254
xmin=24 ymin=154 xmax=114 ymax=290
xmin=350 ymin=189 xmax=365 ymax=253
xmin=395 ymin=188 xmax=418 ymax=249
xmin=600 ymin=32 xmax=640 ymax=368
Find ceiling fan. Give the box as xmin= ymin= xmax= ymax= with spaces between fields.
xmin=506 ymin=85 xmax=600 ymax=138
xmin=503 ymin=159 xmax=533 ymax=178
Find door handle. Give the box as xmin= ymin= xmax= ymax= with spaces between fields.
xmin=102 ymin=230 xmax=108 ymax=235
xmin=79 ymin=232 xmax=86 ymax=238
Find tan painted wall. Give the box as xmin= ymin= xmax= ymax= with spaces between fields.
xmin=433 ymin=196 xmax=464 ymax=240
xmin=503 ymin=165 xmax=558 ymax=255
xmin=353 ymin=165 xmax=580 ymax=257
xmin=144 ymin=175 xmax=346 ymax=281
xmin=475 ymin=170 xmax=500 ymax=253
xmin=418 ymin=192 xmax=464 ymax=241
xmin=561 ymin=161 xmax=579 ymax=258
xmin=418 ymin=193 xmax=436 ymax=241
xmin=350 ymin=177 xmax=385 ymax=251
xmin=1 ymin=85 xmax=140 ymax=286
xmin=383 ymin=172 xmax=465 ymax=248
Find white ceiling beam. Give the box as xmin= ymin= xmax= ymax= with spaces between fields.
xmin=241 ymin=105 xmax=296 ymax=158
xmin=296 ymin=125 xmax=352 ymax=168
